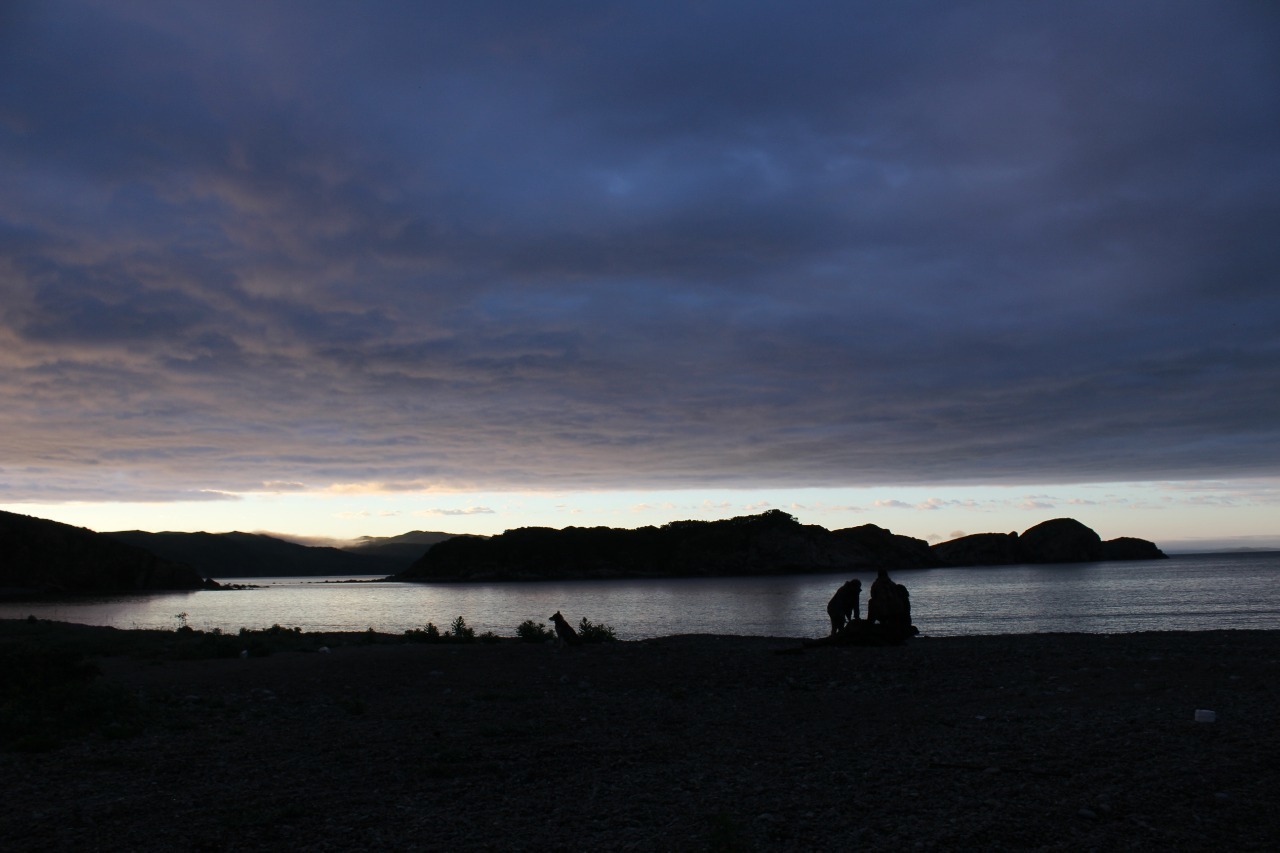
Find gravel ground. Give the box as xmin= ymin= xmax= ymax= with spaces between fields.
xmin=3 ymin=628 xmax=1278 ymax=851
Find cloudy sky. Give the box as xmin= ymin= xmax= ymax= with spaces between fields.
xmin=2 ymin=1 xmax=1278 ymax=550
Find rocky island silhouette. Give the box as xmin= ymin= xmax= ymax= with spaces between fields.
xmin=397 ymin=510 xmax=1166 ymax=582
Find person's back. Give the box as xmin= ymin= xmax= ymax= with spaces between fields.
xmin=866 ymin=569 xmax=894 ymax=625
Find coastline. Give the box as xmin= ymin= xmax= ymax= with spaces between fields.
xmin=3 ymin=621 xmax=1279 ymax=850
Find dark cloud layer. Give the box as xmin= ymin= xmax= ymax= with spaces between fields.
xmin=2 ymin=1 xmax=1278 ymax=501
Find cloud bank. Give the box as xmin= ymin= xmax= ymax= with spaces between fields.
xmin=2 ymin=1 xmax=1278 ymax=502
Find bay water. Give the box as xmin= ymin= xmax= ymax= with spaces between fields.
xmin=3 ymin=552 xmax=1277 ymax=640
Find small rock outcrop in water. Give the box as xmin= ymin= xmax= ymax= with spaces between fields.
xmin=1099 ymin=536 xmax=1169 ymax=561
xmin=398 ymin=511 xmax=1166 ymax=581
xmin=0 ymin=510 xmax=213 ymax=597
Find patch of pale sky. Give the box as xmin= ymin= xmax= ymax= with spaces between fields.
xmin=414 ymin=507 xmax=496 ymax=517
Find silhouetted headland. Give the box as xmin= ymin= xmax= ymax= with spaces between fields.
xmin=397 ymin=510 xmax=1166 ymax=582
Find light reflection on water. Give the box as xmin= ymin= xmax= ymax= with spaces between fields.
xmin=2 ymin=553 xmax=1277 ymax=639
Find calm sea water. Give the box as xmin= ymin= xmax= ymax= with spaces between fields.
xmin=3 ymin=552 xmax=1277 ymax=640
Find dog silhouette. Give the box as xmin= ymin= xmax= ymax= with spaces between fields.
xmin=550 ymin=610 xmax=581 ymax=645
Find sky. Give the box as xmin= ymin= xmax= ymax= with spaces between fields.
xmin=2 ymin=1 xmax=1279 ymax=552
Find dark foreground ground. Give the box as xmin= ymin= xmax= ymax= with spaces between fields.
xmin=2 ymin=620 xmax=1278 ymax=851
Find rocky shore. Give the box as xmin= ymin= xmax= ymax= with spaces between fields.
xmin=2 ymin=623 xmax=1278 ymax=851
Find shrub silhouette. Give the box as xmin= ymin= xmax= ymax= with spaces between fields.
xmin=403 ymin=622 xmax=442 ymax=643
xmin=403 ymin=617 xmax=477 ymax=643
xmin=449 ymin=616 xmax=475 ymax=641
xmin=577 ymin=617 xmax=617 ymax=643
xmin=516 ymin=619 xmax=555 ymax=643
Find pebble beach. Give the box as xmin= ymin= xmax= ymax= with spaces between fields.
xmin=3 ymin=623 xmax=1278 ymax=851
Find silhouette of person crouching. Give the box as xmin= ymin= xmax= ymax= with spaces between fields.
xmin=826 ymin=579 xmax=862 ymax=635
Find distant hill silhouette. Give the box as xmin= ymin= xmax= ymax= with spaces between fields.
xmin=105 ymin=530 xmax=428 ymax=579
xmin=340 ymin=530 xmax=458 ymax=564
xmin=397 ymin=511 xmax=1166 ymax=582
xmin=2 ymin=509 xmax=1166 ymax=592
xmin=0 ymin=510 xmax=211 ymax=597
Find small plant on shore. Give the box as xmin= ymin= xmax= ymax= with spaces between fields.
xmin=516 ymin=619 xmax=555 ymax=643
xmin=403 ymin=622 xmax=442 ymax=643
xmin=403 ymin=618 xmax=480 ymax=643
xmin=236 ymin=627 xmax=276 ymax=656
xmin=577 ymin=617 xmax=617 ymax=643
xmin=449 ymin=616 xmax=475 ymax=642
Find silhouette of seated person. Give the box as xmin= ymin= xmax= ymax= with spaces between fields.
xmin=826 ymin=579 xmax=862 ymax=635
xmin=865 ymin=569 xmax=915 ymax=642
xmin=894 ymin=582 xmax=916 ymax=637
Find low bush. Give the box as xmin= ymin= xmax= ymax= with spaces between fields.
xmin=403 ymin=622 xmax=442 ymax=643
xmin=577 ymin=617 xmax=618 ymax=643
xmin=403 ymin=617 xmax=479 ymax=643
xmin=516 ymin=619 xmax=555 ymax=643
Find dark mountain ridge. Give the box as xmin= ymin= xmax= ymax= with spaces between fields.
xmin=342 ymin=530 xmax=459 ymax=564
xmin=0 ymin=510 xmax=211 ymax=597
xmin=106 ymin=530 xmax=415 ymax=578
